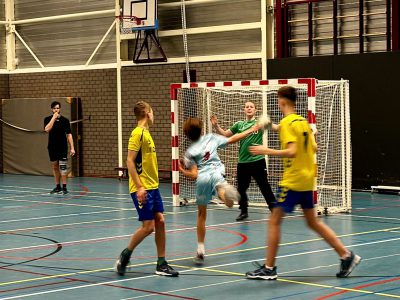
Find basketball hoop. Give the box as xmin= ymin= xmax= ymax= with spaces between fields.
xmin=119 ymin=15 xmax=142 ymax=26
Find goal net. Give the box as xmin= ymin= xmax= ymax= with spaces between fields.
xmin=171 ymin=79 xmax=351 ymax=214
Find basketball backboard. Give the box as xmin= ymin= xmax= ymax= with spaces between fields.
xmin=122 ymin=0 xmax=158 ymax=32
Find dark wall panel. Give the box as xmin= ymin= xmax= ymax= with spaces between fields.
xmin=268 ymin=52 xmax=400 ymax=189
xmin=268 ymin=55 xmax=334 ymax=79
xmin=0 ymin=75 xmax=10 ymax=173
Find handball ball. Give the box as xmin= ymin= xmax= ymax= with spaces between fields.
xmin=257 ymin=115 xmax=272 ymax=130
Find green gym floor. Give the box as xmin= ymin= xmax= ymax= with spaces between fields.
xmin=0 ymin=174 xmax=399 ymax=300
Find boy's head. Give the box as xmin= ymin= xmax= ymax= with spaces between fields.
xmin=243 ymin=101 xmax=256 ymax=118
xmin=183 ymin=118 xmax=203 ymax=141
xmin=134 ymin=101 xmax=153 ymax=124
xmin=277 ymin=86 xmax=297 ymax=109
xmin=278 ymin=86 xmax=297 ymax=102
xmin=51 ymin=101 xmax=61 ymax=110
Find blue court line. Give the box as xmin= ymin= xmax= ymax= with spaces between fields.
xmin=267 ymin=276 xmax=400 ymax=300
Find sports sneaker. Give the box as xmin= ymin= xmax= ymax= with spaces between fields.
xmin=236 ymin=212 xmax=248 ymax=221
xmin=336 ymin=251 xmax=361 ymax=278
xmin=114 ymin=254 xmax=131 ymax=276
xmin=155 ymin=261 xmax=179 ymax=277
xmin=62 ymin=189 xmax=69 ymax=195
xmin=193 ymin=253 xmax=205 ymax=266
xmin=50 ymin=187 xmax=62 ymax=194
xmin=246 ymin=263 xmax=277 ymax=280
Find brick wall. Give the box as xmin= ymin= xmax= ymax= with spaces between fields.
xmin=0 ymin=75 xmax=10 ymax=172
xmin=122 ymin=60 xmax=262 ymax=172
xmin=6 ymin=59 xmax=261 ymax=176
xmin=9 ymin=70 xmax=118 ymax=176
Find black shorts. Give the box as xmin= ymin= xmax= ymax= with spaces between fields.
xmin=48 ymin=148 xmax=67 ymax=162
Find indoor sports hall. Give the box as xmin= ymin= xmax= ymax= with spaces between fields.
xmin=0 ymin=1 xmax=399 ymax=299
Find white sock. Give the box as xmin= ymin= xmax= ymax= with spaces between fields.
xmin=341 ymin=251 xmax=351 ymax=260
xmin=264 ymin=265 xmax=274 ymax=270
xmin=197 ymin=243 xmax=205 ymax=255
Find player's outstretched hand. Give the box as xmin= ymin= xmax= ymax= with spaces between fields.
xmin=249 ymin=145 xmax=269 ymax=156
xmin=210 ymin=115 xmax=218 ymax=127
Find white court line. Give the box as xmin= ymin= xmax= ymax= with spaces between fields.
xmin=0 ymin=213 xmax=261 ymax=252
xmin=0 ymin=185 xmax=127 ymax=196
xmin=0 ymin=214 xmax=310 ymax=253
xmin=0 ymin=209 xmax=129 ymax=224
xmin=124 ymin=252 xmax=400 ymax=300
xmin=347 ymin=214 xmax=400 ymax=221
xmin=2 ymin=237 xmax=400 ymax=300
xmin=280 ymin=252 xmax=400 ymax=275
xmin=0 ymin=233 xmax=140 ymax=253
xmin=1 ymin=208 xmax=399 ymax=252
xmin=122 ymin=279 xmax=245 ymax=300
xmin=0 ymin=201 xmax=241 ymax=234
xmin=184 ymin=237 xmax=400 ymax=271
xmin=0 ymin=195 xmax=175 ymax=209
xmin=0 ymin=188 xmax=129 ymax=200
xmin=0 ymin=212 xmax=394 ymax=253
xmin=0 ymin=185 xmax=174 ymax=199
xmin=0 ymin=196 xmax=134 ymax=211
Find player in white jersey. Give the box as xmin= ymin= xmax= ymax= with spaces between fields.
xmin=179 ymin=117 xmax=260 ymax=265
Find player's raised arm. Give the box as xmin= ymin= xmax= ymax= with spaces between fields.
xmin=249 ymin=142 xmax=297 ymax=158
xmin=211 ymin=115 xmax=233 ymax=137
xmin=227 ymin=122 xmax=263 ymax=144
xmin=271 ymin=123 xmax=280 ymax=132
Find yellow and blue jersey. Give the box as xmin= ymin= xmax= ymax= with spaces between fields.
xmin=279 ymin=114 xmax=316 ymax=191
xmin=128 ymin=127 xmax=159 ymax=193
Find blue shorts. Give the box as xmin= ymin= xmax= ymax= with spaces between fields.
xmin=274 ymin=186 xmax=314 ymax=213
xmin=195 ymin=172 xmax=226 ymax=206
xmin=131 ymin=189 xmax=164 ymax=221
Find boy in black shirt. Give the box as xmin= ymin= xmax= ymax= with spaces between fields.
xmin=44 ymin=101 xmax=75 ymax=194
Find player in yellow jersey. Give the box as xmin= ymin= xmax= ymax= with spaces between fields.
xmin=245 ymin=86 xmax=360 ymax=280
xmin=114 ymin=101 xmax=178 ymax=277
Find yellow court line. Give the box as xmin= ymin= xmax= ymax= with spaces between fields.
xmin=0 ymin=260 xmax=158 ymax=287
xmin=171 ymin=263 xmax=243 ymax=276
xmin=172 ymin=264 xmax=400 ymax=298
xmin=1 ymin=224 xmax=400 ymax=287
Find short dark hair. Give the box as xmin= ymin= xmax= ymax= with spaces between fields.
xmin=51 ymin=101 xmax=61 ymax=108
xmin=277 ymin=86 xmax=297 ymax=103
xmin=183 ymin=118 xmax=203 ymax=141
xmin=133 ymin=101 xmax=151 ymax=120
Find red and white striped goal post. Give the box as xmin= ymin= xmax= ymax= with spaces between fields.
xmin=170 ymin=78 xmax=317 ymax=206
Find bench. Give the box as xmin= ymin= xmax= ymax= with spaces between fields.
xmin=115 ymin=167 xmax=172 ymax=181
